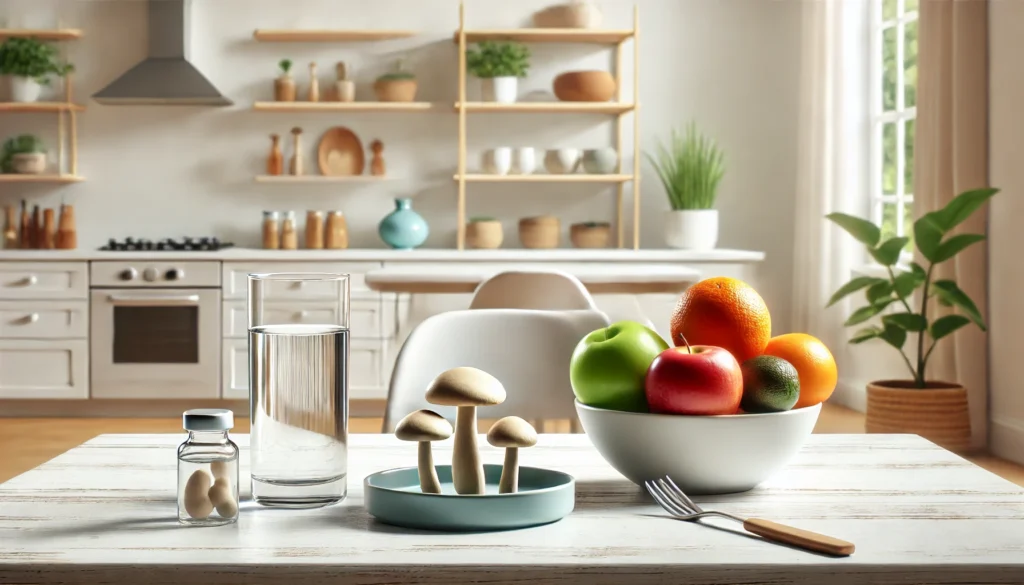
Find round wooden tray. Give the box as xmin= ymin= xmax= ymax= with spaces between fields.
xmin=317 ymin=127 xmax=365 ymax=176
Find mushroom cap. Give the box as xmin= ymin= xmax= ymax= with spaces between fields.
xmin=486 ymin=416 xmax=537 ymax=448
xmin=424 ymin=367 xmax=506 ymax=407
xmin=395 ymin=409 xmax=453 ymax=442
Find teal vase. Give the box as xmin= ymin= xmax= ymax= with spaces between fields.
xmin=379 ymin=198 xmax=429 ymax=250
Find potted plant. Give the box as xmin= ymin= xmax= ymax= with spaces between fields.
xmin=466 ymin=217 xmax=503 ymax=249
xmin=826 ymin=187 xmax=999 ymax=453
xmin=1 ymin=134 xmax=47 ymax=174
xmin=374 ymin=59 xmax=417 ymax=103
xmin=647 ymin=123 xmax=725 ymax=250
xmin=466 ymin=42 xmax=530 ymax=104
xmin=274 ymin=59 xmax=296 ymax=102
xmin=0 ymin=37 xmax=74 ymax=102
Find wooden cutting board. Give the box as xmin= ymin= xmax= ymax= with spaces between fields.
xmin=317 ymin=127 xmax=365 ymax=176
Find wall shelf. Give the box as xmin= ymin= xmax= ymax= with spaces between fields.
xmin=255 ymin=175 xmax=390 ymax=183
xmin=0 ymin=29 xmax=83 ymax=41
xmin=253 ymin=29 xmax=416 ymax=42
xmin=454 ymin=29 xmax=634 ymax=45
xmin=456 ymin=174 xmax=633 ymax=184
xmin=457 ymin=102 xmax=635 ymax=115
xmin=0 ymin=174 xmax=84 ymax=184
xmin=0 ymin=102 xmax=86 ymax=113
xmin=253 ymin=101 xmax=437 ymax=112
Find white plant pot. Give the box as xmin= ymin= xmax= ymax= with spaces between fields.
xmin=482 ymin=147 xmax=512 ymax=175
xmin=481 ymin=76 xmax=518 ymax=103
xmin=511 ymin=147 xmax=536 ymax=175
xmin=665 ymin=209 xmax=719 ymax=250
xmin=11 ymin=152 xmax=47 ymax=175
xmin=9 ymin=76 xmax=42 ymax=103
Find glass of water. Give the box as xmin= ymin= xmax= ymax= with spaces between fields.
xmin=248 ymin=273 xmax=350 ymax=508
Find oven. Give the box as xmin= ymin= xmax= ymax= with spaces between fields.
xmin=90 ymin=261 xmax=221 ymax=398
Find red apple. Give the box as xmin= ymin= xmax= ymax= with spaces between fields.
xmin=644 ymin=340 xmax=743 ymax=416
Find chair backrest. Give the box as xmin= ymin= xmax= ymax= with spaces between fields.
xmin=382 ymin=308 xmax=609 ymax=433
xmin=468 ymin=270 xmax=598 ymax=311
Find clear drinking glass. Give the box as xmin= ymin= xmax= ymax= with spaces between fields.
xmin=248 ymin=273 xmax=350 ymax=508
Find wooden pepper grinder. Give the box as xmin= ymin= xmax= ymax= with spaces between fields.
xmin=30 ymin=205 xmax=41 ymax=249
xmin=370 ymin=140 xmax=386 ymax=176
xmin=42 ymin=208 xmax=55 ymax=249
xmin=308 ymin=62 xmax=320 ymax=102
xmin=3 ymin=205 xmax=17 ymax=249
xmin=19 ymin=200 xmax=30 ymax=249
xmin=267 ymin=133 xmax=283 ymax=176
xmin=289 ymin=127 xmax=303 ymax=176
xmin=56 ymin=203 xmax=77 ymax=250
xmin=335 ymin=61 xmax=355 ymax=102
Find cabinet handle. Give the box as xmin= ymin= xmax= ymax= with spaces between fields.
xmin=13 ymin=275 xmax=38 ymax=287
xmin=293 ymin=310 xmax=309 ymax=321
xmin=290 ymin=281 xmax=306 ymax=289
xmin=19 ymin=313 xmax=40 ymax=324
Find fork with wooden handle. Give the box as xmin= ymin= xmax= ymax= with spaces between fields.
xmin=646 ymin=477 xmax=855 ymax=556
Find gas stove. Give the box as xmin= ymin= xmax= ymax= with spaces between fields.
xmin=99 ymin=237 xmax=235 ymax=252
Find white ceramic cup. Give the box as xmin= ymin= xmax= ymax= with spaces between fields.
xmin=512 ymin=147 xmax=537 ymax=175
xmin=482 ymin=147 xmax=513 ymax=175
xmin=544 ymin=149 xmax=581 ymax=174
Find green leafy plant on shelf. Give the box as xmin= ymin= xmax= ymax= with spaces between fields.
xmin=377 ymin=58 xmax=415 ymax=82
xmin=646 ymin=122 xmax=725 ymax=210
xmin=1 ymin=135 xmax=46 ymax=173
xmin=466 ymin=42 xmax=530 ymax=78
xmin=0 ymin=37 xmax=74 ymax=82
xmin=826 ymin=187 xmax=999 ymax=388
xmin=278 ymin=59 xmax=293 ymax=75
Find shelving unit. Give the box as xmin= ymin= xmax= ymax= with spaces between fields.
xmin=0 ymin=29 xmax=84 ymax=184
xmin=454 ymin=4 xmax=641 ymax=249
xmin=254 ymin=175 xmax=390 ymax=183
xmin=253 ymin=29 xmax=416 ymax=42
xmin=252 ymin=101 xmax=436 ymax=113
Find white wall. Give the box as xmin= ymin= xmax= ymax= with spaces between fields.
xmin=1 ymin=0 xmax=801 ymax=330
xmin=988 ymin=0 xmax=1024 ymax=465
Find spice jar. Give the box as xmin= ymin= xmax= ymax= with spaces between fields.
xmin=305 ymin=210 xmax=325 ymax=249
xmin=325 ymin=211 xmax=349 ymax=249
xmin=281 ymin=211 xmax=298 ymax=250
xmin=177 ymin=409 xmax=239 ymax=526
xmin=262 ymin=211 xmax=280 ymax=250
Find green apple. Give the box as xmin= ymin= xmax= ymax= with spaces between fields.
xmin=570 ymin=321 xmax=669 ymax=412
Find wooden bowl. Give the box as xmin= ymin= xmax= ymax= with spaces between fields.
xmin=374 ymin=78 xmax=418 ymax=102
xmin=533 ymin=3 xmax=602 ymax=28
xmin=466 ymin=220 xmax=504 ymax=249
xmin=553 ymin=71 xmax=616 ymax=102
xmin=519 ymin=216 xmax=560 ymax=249
xmin=570 ymin=222 xmax=611 ymax=249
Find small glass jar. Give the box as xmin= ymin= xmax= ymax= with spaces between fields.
xmin=177 ymin=409 xmax=240 ymax=526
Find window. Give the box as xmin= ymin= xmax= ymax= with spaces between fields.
xmin=871 ymin=0 xmax=918 ymax=252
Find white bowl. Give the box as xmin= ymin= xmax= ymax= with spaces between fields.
xmin=575 ymin=400 xmax=821 ymax=494
xmin=544 ymin=149 xmax=580 ymax=174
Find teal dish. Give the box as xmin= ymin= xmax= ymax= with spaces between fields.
xmin=379 ymin=198 xmax=429 ymax=249
xmin=364 ymin=464 xmax=575 ymax=531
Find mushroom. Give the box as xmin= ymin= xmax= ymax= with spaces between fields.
xmin=395 ymin=409 xmax=453 ymax=494
xmin=425 ymin=367 xmax=506 ymax=495
xmin=486 ymin=416 xmax=538 ymax=494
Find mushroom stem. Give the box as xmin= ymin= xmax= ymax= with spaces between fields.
xmin=452 ymin=405 xmax=484 ymax=494
xmin=498 ymin=447 xmax=519 ymax=494
xmin=417 ymin=441 xmax=441 ymax=494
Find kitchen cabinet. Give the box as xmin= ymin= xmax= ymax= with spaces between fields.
xmin=222 ymin=262 xmax=378 ymax=300
xmin=0 ymin=338 xmax=88 ymax=399
xmin=0 ymin=300 xmax=88 ymax=339
xmin=222 ymin=298 xmax=388 ymax=340
xmin=0 ymin=262 xmax=88 ymax=300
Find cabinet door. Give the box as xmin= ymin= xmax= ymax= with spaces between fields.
xmin=0 ymin=262 xmax=88 ymax=300
xmin=0 ymin=339 xmax=88 ymax=399
xmin=222 ymin=263 xmax=378 ymax=300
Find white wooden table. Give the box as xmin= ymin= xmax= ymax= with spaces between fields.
xmin=1 ymin=434 xmax=1023 ymax=584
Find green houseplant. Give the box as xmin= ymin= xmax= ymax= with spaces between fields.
xmin=374 ymin=59 xmax=418 ymax=103
xmin=1 ymin=134 xmax=47 ymax=174
xmin=826 ymin=187 xmax=998 ymax=452
xmin=274 ymin=58 xmax=296 ymax=102
xmin=646 ymin=123 xmax=725 ymax=250
xmin=0 ymin=37 xmax=74 ymax=103
xmin=466 ymin=42 xmax=530 ymax=104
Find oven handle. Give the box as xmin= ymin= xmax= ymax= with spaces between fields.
xmin=106 ymin=294 xmax=201 ymax=307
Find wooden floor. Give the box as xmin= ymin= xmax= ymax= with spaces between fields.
xmin=2 ymin=404 xmax=1022 ymax=486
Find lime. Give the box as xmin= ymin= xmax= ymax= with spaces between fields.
xmin=740 ymin=355 xmax=800 ymax=413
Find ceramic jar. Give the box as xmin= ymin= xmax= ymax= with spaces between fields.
xmin=544 ymin=149 xmax=580 ymax=174
xmin=11 ymin=153 xmax=46 ymax=174
xmin=482 ymin=148 xmax=513 ymax=175
xmin=512 ymin=148 xmax=537 ymax=175
xmin=379 ymin=198 xmax=429 ymax=249
xmin=582 ymin=148 xmax=618 ymax=174
xmin=466 ymin=219 xmax=504 ymax=249
xmin=570 ymin=222 xmax=611 ymax=248
xmin=519 ymin=216 xmax=560 ymax=249
xmin=553 ymin=71 xmax=617 ymax=102
xmin=481 ymin=77 xmax=518 ymax=103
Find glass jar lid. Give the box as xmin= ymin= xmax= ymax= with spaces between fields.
xmin=183 ymin=409 xmax=234 ymax=431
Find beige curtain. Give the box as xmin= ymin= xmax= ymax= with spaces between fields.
xmin=915 ymin=0 xmax=989 ymax=450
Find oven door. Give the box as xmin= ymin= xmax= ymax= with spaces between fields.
xmin=90 ymin=289 xmax=221 ymax=398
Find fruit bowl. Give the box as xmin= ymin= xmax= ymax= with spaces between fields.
xmin=575 ymin=400 xmax=821 ymax=494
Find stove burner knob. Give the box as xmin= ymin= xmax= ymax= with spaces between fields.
xmin=118 ymin=268 xmax=137 ymax=281
xmin=142 ymin=267 xmax=159 ymax=282
xmin=165 ymin=268 xmax=184 ymax=281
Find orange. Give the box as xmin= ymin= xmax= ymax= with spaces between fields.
xmin=763 ymin=333 xmax=838 ymax=408
xmin=669 ymin=277 xmax=771 ymax=363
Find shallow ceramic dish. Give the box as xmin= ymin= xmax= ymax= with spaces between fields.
xmin=317 ymin=127 xmax=365 ymax=176
xmin=575 ymin=400 xmax=821 ymax=494
xmin=364 ymin=464 xmax=575 ymax=531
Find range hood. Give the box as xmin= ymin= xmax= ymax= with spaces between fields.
xmin=93 ymin=0 xmax=231 ymax=106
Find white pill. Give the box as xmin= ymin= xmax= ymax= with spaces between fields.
xmin=208 ymin=478 xmax=237 ymax=518
xmin=184 ymin=470 xmax=213 ymax=519
xmin=211 ymin=460 xmax=231 ymax=483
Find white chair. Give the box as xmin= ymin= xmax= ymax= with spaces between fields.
xmin=382 ymin=308 xmax=610 ymax=433
xmin=468 ymin=270 xmax=599 ymax=311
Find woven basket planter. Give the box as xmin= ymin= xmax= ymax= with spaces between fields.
xmin=865 ymin=380 xmax=971 ymax=453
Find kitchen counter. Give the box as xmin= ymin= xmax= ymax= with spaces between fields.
xmin=0 ymin=248 xmax=765 ymax=263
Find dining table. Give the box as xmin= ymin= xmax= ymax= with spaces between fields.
xmin=1 ymin=433 xmax=1023 ymax=584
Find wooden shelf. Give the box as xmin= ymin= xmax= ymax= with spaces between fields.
xmin=457 ymin=102 xmax=635 ymax=114
xmin=253 ymin=29 xmax=416 ymax=42
xmin=255 ymin=175 xmax=390 ymax=183
xmin=0 ymin=102 xmax=85 ymax=113
xmin=0 ymin=174 xmax=84 ymax=184
xmin=0 ymin=29 xmax=83 ymax=41
xmin=253 ymin=101 xmax=437 ymax=112
xmin=457 ymin=174 xmax=633 ymax=183
xmin=455 ymin=28 xmax=633 ymax=45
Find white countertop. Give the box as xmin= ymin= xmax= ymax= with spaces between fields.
xmin=0 ymin=248 xmax=765 ymax=263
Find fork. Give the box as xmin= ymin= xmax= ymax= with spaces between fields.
xmin=645 ymin=476 xmax=855 ymax=557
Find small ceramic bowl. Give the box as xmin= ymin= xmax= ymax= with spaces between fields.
xmin=482 ymin=148 xmax=512 ymax=175
xmin=544 ymin=149 xmax=580 ymax=174
xmin=12 ymin=152 xmax=46 ymax=175
xmin=582 ymin=148 xmax=618 ymax=174
xmin=575 ymin=400 xmax=822 ymax=494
